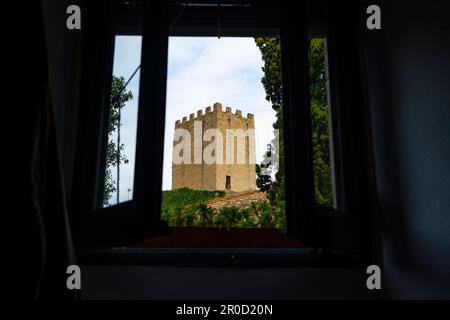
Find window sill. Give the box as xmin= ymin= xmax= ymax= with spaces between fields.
xmin=79 ymin=247 xmax=362 ymax=268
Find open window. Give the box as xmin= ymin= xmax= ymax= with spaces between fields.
xmin=72 ymin=0 xmax=373 ymax=266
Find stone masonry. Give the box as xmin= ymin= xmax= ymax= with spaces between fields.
xmin=172 ymin=102 xmax=257 ymax=192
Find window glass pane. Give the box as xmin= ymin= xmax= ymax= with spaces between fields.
xmin=309 ymin=37 xmax=337 ymax=208
xmin=102 ymin=36 xmax=141 ymax=207
xmin=100 ymin=1 xmax=143 ymax=208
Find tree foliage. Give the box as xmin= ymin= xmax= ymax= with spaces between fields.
xmin=255 ymin=37 xmax=333 ymax=207
xmin=255 ymin=38 xmax=285 ymax=206
xmin=161 ymin=188 xmax=284 ymax=228
xmin=104 ymin=75 xmax=133 ymax=206
xmin=309 ymin=39 xmax=333 ymax=206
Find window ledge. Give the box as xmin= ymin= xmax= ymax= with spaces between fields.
xmin=79 ymin=247 xmax=362 ymax=268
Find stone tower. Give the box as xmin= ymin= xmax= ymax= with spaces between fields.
xmin=172 ymin=102 xmax=257 ymax=192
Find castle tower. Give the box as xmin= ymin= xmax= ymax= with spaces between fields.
xmin=172 ymin=102 xmax=257 ymax=192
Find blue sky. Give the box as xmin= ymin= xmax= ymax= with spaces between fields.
xmin=109 ymin=36 xmax=276 ymax=204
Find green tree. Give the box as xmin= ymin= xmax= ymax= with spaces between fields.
xmin=104 ymin=75 xmax=133 ymax=206
xmin=309 ymin=39 xmax=333 ymax=206
xmin=255 ymin=143 xmax=274 ymax=192
xmin=255 ymin=38 xmax=285 ymax=204
xmin=255 ymin=37 xmax=333 ymax=207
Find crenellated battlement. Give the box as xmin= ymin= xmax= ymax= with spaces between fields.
xmin=175 ymin=102 xmax=254 ymax=126
xmin=172 ymin=102 xmax=257 ymax=192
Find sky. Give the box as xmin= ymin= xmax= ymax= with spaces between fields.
xmin=108 ymin=36 xmax=276 ymax=204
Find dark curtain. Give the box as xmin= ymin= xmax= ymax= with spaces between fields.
xmin=17 ymin=2 xmax=78 ymax=299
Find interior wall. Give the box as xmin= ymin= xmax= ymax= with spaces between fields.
xmin=81 ymin=266 xmax=374 ymax=300
xmin=359 ymin=0 xmax=450 ymax=298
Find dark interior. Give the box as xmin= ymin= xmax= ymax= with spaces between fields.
xmin=18 ymin=0 xmax=450 ymax=300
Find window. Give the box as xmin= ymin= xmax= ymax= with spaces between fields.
xmin=74 ymin=0 xmax=370 ymax=265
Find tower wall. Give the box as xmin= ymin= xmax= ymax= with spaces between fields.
xmin=172 ymin=102 xmax=256 ymax=192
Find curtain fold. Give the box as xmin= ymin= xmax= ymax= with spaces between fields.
xmin=18 ymin=1 xmax=78 ymax=299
